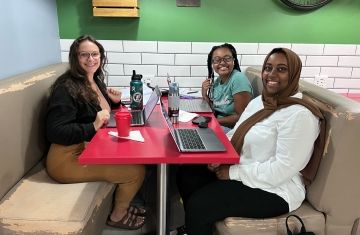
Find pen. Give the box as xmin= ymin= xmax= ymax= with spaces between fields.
xmin=180 ymin=95 xmax=196 ymax=99
xmin=187 ymin=91 xmax=199 ymax=94
xmin=167 ymin=73 xmax=171 ymax=86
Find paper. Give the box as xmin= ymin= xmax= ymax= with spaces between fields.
xmin=178 ymin=110 xmax=198 ymax=122
xmin=108 ymin=130 xmax=145 ymax=142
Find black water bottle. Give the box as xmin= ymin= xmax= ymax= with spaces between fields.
xmin=130 ymin=70 xmax=143 ymax=110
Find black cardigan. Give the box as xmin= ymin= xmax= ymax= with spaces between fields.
xmin=46 ymin=74 xmax=119 ymax=146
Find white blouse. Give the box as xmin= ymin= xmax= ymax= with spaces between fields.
xmin=227 ymin=93 xmax=320 ymax=211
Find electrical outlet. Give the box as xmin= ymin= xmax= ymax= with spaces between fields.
xmin=314 ymin=75 xmax=327 ymax=88
xmin=142 ymin=75 xmax=154 ymax=85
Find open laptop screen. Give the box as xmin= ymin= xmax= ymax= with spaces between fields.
xmin=144 ymin=86 xmax=161 ymax=120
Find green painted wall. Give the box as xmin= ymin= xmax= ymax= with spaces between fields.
xmin=57 ymin=0 xmax=360 ymax=44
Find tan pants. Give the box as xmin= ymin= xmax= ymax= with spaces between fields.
xmin=46 ymin=143 xmax=146 ymax=212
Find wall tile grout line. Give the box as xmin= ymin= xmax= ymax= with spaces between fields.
xmin=61 ymin=39 xmax=360 ymax=95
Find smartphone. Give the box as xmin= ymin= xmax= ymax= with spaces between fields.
xmin=192 ymin=116 xmax=212 ymax=125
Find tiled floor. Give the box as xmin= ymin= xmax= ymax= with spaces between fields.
xmin=102 ymin=165 xmax=185 ymax=235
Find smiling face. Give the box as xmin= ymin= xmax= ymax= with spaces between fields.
xmin=262 ymin=52 xmax=289 ymax=96
xmin=212 ymin=47 xmax=235 ymax=79
xmin=77 ymin=40 xmax=101 ymax=79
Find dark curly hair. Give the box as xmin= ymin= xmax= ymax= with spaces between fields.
xmin=51 ymin=35 xmax=108 ymax=104
xmin=207 ymin=43 xmax=241 ymax=79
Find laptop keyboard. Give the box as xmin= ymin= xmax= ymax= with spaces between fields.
xmin=131 ymin=111 xmax=143 ymax=124
xmin=177 ymin=129 xmax=206 ymax=150
xmin=179 ymin=99 xmax=212 ymax=113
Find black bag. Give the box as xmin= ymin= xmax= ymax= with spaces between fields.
xmin=286 ymin=214 xmax=315 ymax=235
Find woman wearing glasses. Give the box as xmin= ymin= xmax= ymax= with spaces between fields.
xmin=46 ymin=35 xmax=146 ymax=230
xmin=201 ymin=43 xmax=253 ymax=132
xmin=177 ymin=48 xmax=326 ymax=235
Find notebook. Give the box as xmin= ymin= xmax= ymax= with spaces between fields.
xmin=160 ymin=99 xmax=226 ymax=152
xmin=179 ymin=99 xmax=213 ymax=113
xmin=107 ymin=86 xmax=161 ymax=127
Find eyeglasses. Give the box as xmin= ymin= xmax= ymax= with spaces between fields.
xmin=212 ymin=56 xmax=234 ymax=64
xmin=78 ymin=51 xmax=101 ymax=59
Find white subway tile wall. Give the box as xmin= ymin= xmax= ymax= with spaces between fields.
xmin=158 ymin=42 xmax=191 ymax=53
xmin=352 ymin=68 xmax=360 ymax=78
xmin=324 ymin=44 xmax=357 ymax=55
xmin=60 ymin=40 xmax=360 ymax=94
xmin=123 ymin=41 xmax=157 ymax=53
xmin=142 ymin=53 xmax=174 ymax=65
xmin=98 ymin=40 xmax=124 ymax=52
xmin=291 ymin=44 xmax=324 ymax=55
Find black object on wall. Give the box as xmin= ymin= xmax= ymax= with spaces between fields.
xmin=176 ymin=0 xmax=200 ymax=7
xmin=280 ymin=0 xmax=332 ymax=11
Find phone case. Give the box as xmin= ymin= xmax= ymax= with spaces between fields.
xmin=192 ymin=116 xmax=211 ymax=124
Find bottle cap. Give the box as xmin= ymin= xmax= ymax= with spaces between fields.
xmin=131 ymin=70 xmax=143 ymax=80
xmin=169 ymin=82 xmax=179 ymax=95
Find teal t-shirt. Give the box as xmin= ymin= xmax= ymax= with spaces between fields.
xmin=212 ymin=70 xmax=253 ymax=118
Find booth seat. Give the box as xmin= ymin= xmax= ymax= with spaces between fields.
xmin=0 ymin=63 xmax=115 ymax=235
xmin=215 ymin=67 xmax=360 ymax=235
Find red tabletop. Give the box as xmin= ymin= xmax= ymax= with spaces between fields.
xmin=79 ymin=102 xmax=240 ymax=165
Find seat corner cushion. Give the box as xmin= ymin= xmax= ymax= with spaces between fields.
xmin=0 ymin=168 xmax=115 ymax=235
xmin=215 ymin=202 xmax=325 ymax=235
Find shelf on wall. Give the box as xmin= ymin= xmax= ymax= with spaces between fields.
xmin=92 ymin=0 xmax=139 ymax=17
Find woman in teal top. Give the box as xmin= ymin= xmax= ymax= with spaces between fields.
xmin=202 ymin=43 xmax=253 ymax=130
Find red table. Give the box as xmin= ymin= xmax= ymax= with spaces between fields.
xmin=79 ymin=102 xmax=239 ymax=235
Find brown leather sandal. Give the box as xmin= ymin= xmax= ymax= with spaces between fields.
xmin=107 ymin=211 xmax=145 ymax=230
xmin=128 ymin=205 xmax=146 ymax=216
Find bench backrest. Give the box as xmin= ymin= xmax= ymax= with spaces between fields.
xmin=0 ymin=63 xmax=68 ymax=199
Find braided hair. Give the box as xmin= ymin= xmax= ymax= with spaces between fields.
xmin=207 ymin=43 xmax=241 ymax=79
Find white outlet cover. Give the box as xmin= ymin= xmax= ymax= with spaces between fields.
xmin=314 ymin=75 xmax=327 ymax=88
xmin=142 ymin=75 xmax=155 ymax=84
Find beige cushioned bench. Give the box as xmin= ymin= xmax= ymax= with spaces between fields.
xmin=0 ymin=63 xmax=115 ymax=235
xmin=215 ymin=67 xmax=360 ymax=235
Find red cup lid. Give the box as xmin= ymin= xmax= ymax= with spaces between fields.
xmin=115 ymin=111 xmax=131 ymax=118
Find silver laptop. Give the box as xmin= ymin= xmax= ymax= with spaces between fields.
xmin=160 ymin=99 xmax=226 ymax=152
xmin=179 ymin=99 xmax=213 ymax=113
xmin=108 ymin=86 xmax=161 ymax=127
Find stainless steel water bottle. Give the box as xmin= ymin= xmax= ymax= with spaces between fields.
xmin=130 ymin=70 xmax=143 ymax=110
xmin=168 ymin=82 xmax=180 ymax=123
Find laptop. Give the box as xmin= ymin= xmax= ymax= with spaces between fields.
xmin=179 ymin=99 xmax=213 ymax=113
xmin=160 ymin=99 xmax=226 ymax=152
xmin=108 ymin=86 xmax=161 ymax=127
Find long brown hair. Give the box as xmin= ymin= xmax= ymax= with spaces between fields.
xmin=51 ymin=35 xmax=108 ymax=104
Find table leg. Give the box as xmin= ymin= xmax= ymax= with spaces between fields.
xmin=157 ymin=163 xmax=169 ymax=235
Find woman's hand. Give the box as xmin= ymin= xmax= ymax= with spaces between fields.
xmin=107 ymin=88 xmax=121 ymax=104
xmin=93 ymin=109 xmax=110 ymax=131
xmin=201 ymin=78 xmax=212 ymax=102
xmin=215 ymin=165 xmax=230 ymax=180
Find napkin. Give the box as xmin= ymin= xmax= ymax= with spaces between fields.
xmin=108 ymin=130 xmax=145 ymax=143
xmin=179 ymin=110 xmax=199 ymax=122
